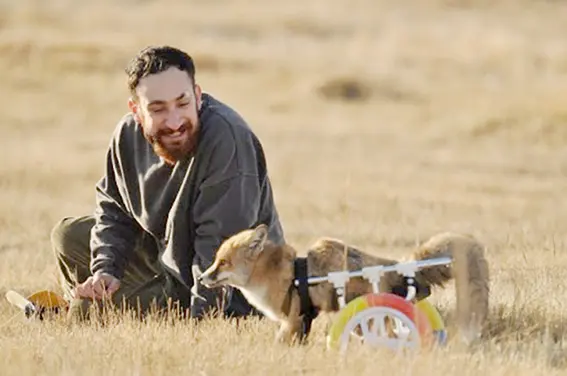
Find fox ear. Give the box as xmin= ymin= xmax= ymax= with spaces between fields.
xmin=248 ymin=224 xmax=268 ymax=256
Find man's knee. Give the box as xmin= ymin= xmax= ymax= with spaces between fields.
xmin=50 ymin=216 xmax=94 ymax=260
xmin=51 ymin=217 xmax=76 ymax=255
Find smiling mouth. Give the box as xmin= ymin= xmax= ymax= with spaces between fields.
xmin=162 ymin=128 xmax=187 ymax=142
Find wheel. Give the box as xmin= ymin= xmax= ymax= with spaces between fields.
xmin=327 ymin=293 xmax=439 ymax=352
xmin=414 ymin=299 xmax=447 ymax=346
xmin=327 ymin=293 xmax=438 ymax=353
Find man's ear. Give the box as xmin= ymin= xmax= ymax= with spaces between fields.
xmin=128 ymin=97 xmax=142 ymax=124
xmin=248 ymin=224 xmax=268 ymax=257
xmin=194 ymin=84 xmax=203 ymax=110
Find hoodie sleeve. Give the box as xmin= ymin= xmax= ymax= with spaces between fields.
xmin=191 ymin=122 xmax=263 ymax=267
xmin=89 ymin=127 xmax=140 ymax=279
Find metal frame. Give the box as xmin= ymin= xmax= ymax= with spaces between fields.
xmin=293 ymin=257 xmax=453 ymax=308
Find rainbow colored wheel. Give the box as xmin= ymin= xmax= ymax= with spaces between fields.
xmin=415 ymin=299 xmax=447 ymax=346
xmin=327 ymin=293 xmax=444 ymax=353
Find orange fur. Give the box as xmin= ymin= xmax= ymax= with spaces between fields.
xmin=199 ymin=225 xmax=490 ymax=345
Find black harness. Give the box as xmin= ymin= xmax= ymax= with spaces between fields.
xmin=292 ymin=257 xmax=319 ymax=341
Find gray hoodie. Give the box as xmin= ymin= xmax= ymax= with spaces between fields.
xmin=89 ymin=93 xmax=285 ymax=309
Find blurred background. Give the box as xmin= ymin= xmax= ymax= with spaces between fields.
xmin=1 ymin=0 xmax=567 ymax=292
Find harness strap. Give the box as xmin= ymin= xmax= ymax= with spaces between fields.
xmin=391 ymin=276 xmax=432 ymax=301
xmin=293 ymin=257 xmax=319 ymax=341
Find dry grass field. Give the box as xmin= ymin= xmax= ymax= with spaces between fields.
xmin=2 ymin=0 xmax=567 ymax=374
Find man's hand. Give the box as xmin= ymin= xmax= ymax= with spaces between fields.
xmin=73 ymin=272 xmax=121 ymax=300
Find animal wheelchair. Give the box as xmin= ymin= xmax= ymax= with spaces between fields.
xmin=295 ymin=257 xmax=451 ymax=353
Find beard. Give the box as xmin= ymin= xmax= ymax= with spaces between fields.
xmin=145 ymin=118 xmax=199 ymax=166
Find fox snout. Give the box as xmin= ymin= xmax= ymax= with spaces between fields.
xmin=197 ymin=269 xmax=217 ymax=287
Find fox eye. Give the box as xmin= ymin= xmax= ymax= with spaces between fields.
xmin=218 ymin=259 xmax=228 ymax=267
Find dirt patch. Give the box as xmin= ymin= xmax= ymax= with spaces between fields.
xmin=317 ymin=77 xmax=372 ymax=102
xmin=316 ymin=76 xmax=423 ymax=103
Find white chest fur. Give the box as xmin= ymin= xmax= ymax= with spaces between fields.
xmin=238 ymin=286 xmax=281 ymax=322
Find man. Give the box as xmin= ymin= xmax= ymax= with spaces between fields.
xmin=51 ymin=45 xmax=285 ymax=320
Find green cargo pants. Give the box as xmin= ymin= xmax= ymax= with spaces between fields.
xmin=51 ymin=215 xmax=193 ymax=319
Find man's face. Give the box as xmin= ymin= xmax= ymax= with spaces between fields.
xmin=128 ymin=67 xmax=202 ymax=165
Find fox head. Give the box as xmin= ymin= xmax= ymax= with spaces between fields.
xmin=198 ymin=224 xmax=269 ymax=289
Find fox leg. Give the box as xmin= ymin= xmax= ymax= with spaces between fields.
xmin=276 ymin=317 xmax=307 ymax=345
xmin=275 ymin=322 xmax=292 ymax=344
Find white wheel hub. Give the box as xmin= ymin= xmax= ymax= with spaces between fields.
xmin=338 ymin=306 xmax=422 ymax=353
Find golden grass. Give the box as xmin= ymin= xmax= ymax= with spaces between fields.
xmin=2 ymin=0 xmax=567 ymax=374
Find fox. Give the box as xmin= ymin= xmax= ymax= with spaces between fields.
xmin=198 ymin=224 xmax=490 ymax=346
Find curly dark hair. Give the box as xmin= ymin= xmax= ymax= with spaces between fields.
xmin=125 ymin=45 xmax=196 ymax=97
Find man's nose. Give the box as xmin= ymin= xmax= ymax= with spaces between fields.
xmin=165 ymin=111 xmax=183 ymax=130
